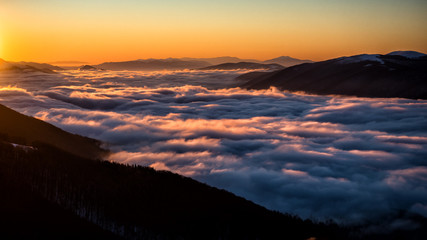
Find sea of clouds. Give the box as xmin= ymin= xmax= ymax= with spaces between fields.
xmin=1 ymin=70 xmax=426 ymax=226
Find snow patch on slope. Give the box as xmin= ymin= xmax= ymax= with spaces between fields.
xmin=337 ymin=54 xmax=384 ymax=64
xmin=10 ymin=142 xmax=36 ymax=151
xmin=387 ymin=51 xmax=426 ymax=59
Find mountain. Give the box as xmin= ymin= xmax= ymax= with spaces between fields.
xmin=180 ymin=56 xmax=261 ymax=65
xmin=181 ymin=56 xmax=312 ymax=66
xmin=95 ymin=59 xmax=211 ymax=71
xmin=48 ymin=61 xmax=89 ymax=66
xmin=199 ymin=62 xmax=285 ymax=71
xmin=0 ymin=104 xmax=106 ymax=159
xmin=263 ymin=56 xmax=314 ymax=67
xmin=79 ymin=65 xmax=102 ymax=71
xmin=0 ymin=141 xmax=348 ymax=239
xmin=0 ymin=103 xmax=344 ymax=239
xmin=0 ymin=59 xmax=60 ymax=74
xmin=241 ymin=51 xmax=427 ymax=99
xmin=387 ymin=50 xmax=427 ymax=59
xmin=16 ymin=61 xmax=63 ymax=71
xmin=90 ymin=56 xmax=313 ymax=71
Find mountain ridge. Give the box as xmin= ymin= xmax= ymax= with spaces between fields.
xmin=93 ymin=56 xmax=312 ymax=71
xmin=0 ymin=104 xmax=106 ymax=159
xmin=263 ymin=56 xmax=314 ymax=67
xmin=95 ymin=59 xmax=211 ymax=71
xmin=199 ymin=61 xmax=285 ymax=71
xmin=0 ymin=59 xmax=62 ymax=74
xmin=0 ymin=56 xmax=313 ymax=72
xmin=241 ymin=51 xmax=427 ymax=99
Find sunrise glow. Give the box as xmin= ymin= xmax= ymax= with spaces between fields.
xmin=1 ymin=0 xmax=426 ymax=63
xmin=1 ymin=1 xmax=426 ymax=239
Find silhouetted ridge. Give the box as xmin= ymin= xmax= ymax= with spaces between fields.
xmin=241 ymin=51 xmax=427 ymax=99
xmin=0 ymin=104 xmax=106 ymax=159
xmin=0 ymin=59 xmax=62 ymax=73
xmin=79 ymin=65 xmax=102 ymax=71
xmin=386 ymin=50 xmax=427 ymax=59
xmin=94 ymin=56 xmax=313 ymax=71
xmin=263 ymin=56 xmax=313 ymax=67
xmin=95 ymin=59 xmax=211 ymax=71
xmin=0 ymin=141 xmax=345 ymax=239
xmin=200 ymin=62 xmax=284 ymax=71
xmin=17 ymin=61 xmax=63 ymax=71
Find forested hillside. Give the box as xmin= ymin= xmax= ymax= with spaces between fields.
xmin=0 ymin=140 xmax=342 ymax=239
xmin=1 ymin=103 xmax=425 ymax=239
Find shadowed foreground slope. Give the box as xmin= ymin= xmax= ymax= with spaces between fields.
xmin=0 ymin=103 xmax=341 ymax=239
xmin=0 ymin=142 xmax=342 ymax=239
xmin=0 ymin=171 xmax=119 ymax=240
xmin=0 ymin=104 xmax=106 ymax=159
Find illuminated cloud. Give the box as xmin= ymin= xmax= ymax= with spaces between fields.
xmin=1 ymin=70 xmax=426 ymax=224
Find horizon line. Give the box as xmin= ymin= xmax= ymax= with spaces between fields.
xmin=1 ymin=49 xmax=425 ymax=65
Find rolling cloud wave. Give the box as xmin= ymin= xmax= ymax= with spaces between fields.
xmin=1 ymin=70 xmax=426 ymax=224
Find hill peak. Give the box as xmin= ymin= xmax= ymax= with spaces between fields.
xmin=263 ymin=56 xmax=313 ymax=67
xmin=387 ymin=50 xmax=427 ymax=59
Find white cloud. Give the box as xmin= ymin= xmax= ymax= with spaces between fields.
xmin=1 ymin=70 xmax=427 ymax=223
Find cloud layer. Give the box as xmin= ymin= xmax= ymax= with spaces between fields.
xmin=1 ymin=70 xmax=426 ymax=224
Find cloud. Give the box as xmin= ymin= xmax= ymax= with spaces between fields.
xmin=1 ymin=70 xmax=427 ymax=224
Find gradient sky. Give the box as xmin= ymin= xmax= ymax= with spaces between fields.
xmin=1 ymin=0 xmax=426 ymax=63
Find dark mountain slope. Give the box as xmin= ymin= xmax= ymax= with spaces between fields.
xmin=200 ymin=62 xmax=284 ymax=71
xmin=0 ymin=141 xmax=343 ymax=240
xmin=0 ymin=168 xmax=120 ymax=240
xmin=241 ymin=52 xmax=427 ymax=99
xmin=0 ymin=104 xmax=106 ymax=159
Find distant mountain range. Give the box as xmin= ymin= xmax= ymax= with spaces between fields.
xmin=0 ymin=59 xmax=62 ymax=74
xmin=182 ymin=56 xmax=313 ymax=67
xmin=93 ymin=56 xmax=312 ymax=71
xmin=48 ymin=61 xmax=89 ymax=66
xmin=240 ymin=51 xmax=427 ymax=99
xmin=180 ymin=56 xmax=260 ymax=65
xmin=95 ymin=59 xmax=211 ymax=71
xmin=14 ymin=61 xmax=63 ymax=71
xmin=0 ymin=56 xmax=312 ymax=72
xmin=199 ymin=62 xmax=285 ymax=71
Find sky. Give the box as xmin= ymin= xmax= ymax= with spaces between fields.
xmin=1 ymin=0 xmax=427 ymax=63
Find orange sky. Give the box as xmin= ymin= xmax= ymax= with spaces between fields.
xmin=1 ymin=0 xmax=426 ymax=64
